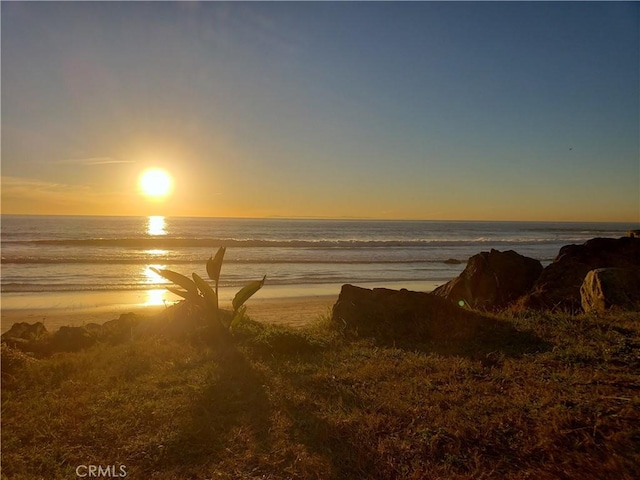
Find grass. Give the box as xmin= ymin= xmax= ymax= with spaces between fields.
xmin=2 ymin=310 xmax=640 ymax=479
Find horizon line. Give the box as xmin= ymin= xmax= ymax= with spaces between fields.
xmin=0 ymin=212 xmax=637 ymax=225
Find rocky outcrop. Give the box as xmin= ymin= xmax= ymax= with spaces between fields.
xmin=581 ymin=268 xmax=640 ymax=314
xmin=0 ymin=312 xmax=148 ymax=356
xmin=330 ymin=284 xmax=548 ymax=355
xmin=432 ymin=249 xmax=542 ymax=310
xmin=1 ymin=322 xmax=51 ymax=355
xmin=332 ymin=284 xmax=467 ymax=338
xmin=100 ymin=313 xmax=140 ymax=342
xmin=2 ymin=322 xmax=97 ymax=354
xmin=519 ymin=237 xmax=640 ymax=312
xmin=2 ymin=321 xmax=49 ymax=343
xmin=49 ymin=326 xmax=96 ymax=352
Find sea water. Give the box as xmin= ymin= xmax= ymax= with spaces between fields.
xmin=0 ymin=215 xmax=634 ymax=308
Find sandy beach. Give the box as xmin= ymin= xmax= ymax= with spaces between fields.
xmin=1 ymin=281 xmax=441 ymax=334
xmin=1 ymin=291 xmax=338 ymax=334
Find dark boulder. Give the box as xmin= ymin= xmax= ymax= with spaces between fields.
xmin=519 ymin=237 xmax=640 ymax=312
xmin=50 ymin=326 xmax=96 ymax=352
xmin=443 ymin=258 xmax=463 ymax=265
xmin=331 ymin=284 xmax=481 ymax=340
xmin=1 ymin=322 xmax=51 ymax=354
xmin=432 ymin=249 xmax=543 ymax=310
xmin=581 ymin=267 xmax=640 ymax=314
xmin=330 ymin=284 xmax=547 ymax=356
xmin=1 ymin=321 xmax=49 ymax=342
xmin=101 ymin=313 xmax=141 ymax=342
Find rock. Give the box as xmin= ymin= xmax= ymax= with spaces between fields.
xmin=50 ymin=326 xmax=96 ymax=352
xmin=432 ymin=249 xmax=543 ymax=310
xmin=581 ymin=268 xmax=640 ymax=314
xmin=331 ymin=284 xmax=488 ymax=344
xmin=101 ymin=313 xmax=140 ymax=342
xmin=1 ymin=312 xmax=168 ymax=357
xmin=1 ymin=322 xmax=51 ymax=354
xmin=443 ymin=258 xmax=463 ymax=265
xmin=83 ymin=323 xmax=104 ymax=335
xmin=519 ymin=237 xmax=640 ymax=312
xmin=330 ymin=284 xmax=548 ymax=355
xmin=628 ymin=230 xmax=640 ymax=238
xmin=1 ymin=322 xmax=49 ymax=343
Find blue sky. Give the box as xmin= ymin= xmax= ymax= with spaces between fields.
xmin=2 ymin=1 xmax=638 ymax=221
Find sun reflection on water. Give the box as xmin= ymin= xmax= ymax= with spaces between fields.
xmin=144 ymin=265 xmax=165 ymax=282
xmin=144 ymin=288 xmax=168 ymax=306
xmin=147 ymin=215 xmax=166 ymax=236
xmin=147 ymin=249 xmax=168 ymax=256
xmin=143 ymin=265 xmax=183 ymax=306
xmin=141 ymin=221 xmax=173 ymax=307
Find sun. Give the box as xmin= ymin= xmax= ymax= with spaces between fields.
xmin=138 ymin=168 xmax=173 ymax=199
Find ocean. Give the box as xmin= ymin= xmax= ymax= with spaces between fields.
xmin=0 ymin=215 xmax=634 ymax=312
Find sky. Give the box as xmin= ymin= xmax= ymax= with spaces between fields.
xmin=2 ymin=1 xmax=639 ymax=222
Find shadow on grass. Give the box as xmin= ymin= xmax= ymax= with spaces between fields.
xmin=392 ymin=313 xmax=553 ymax=360
xmin=336 ymin=310 xmax=553 ymax=362
xmin=285 ymin=405 xmax=382 ymax=479
xmin=267 ymin=321 xmax=553 ymax=479
xmin=157 ymin=342 xmax=271 ymax=474
xmin=140 ymin=308 xmax=551 ymax=477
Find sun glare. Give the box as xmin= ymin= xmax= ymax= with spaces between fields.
xmin=139 ymin=168 xmax=173 ymax=198
xmin=147 ymin=215 xmax=167 ymax=236
xmin=144 ymin=288 xmax=169 ymax=306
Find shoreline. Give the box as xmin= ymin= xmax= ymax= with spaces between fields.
xmin=1 ymin=280 xmax=440 ymax=333
xmin=0 ymin=295 xmax=338 ymax=334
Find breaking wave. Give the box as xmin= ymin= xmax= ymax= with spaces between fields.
xmin=2 ymin=236 xmax=570 ymax=249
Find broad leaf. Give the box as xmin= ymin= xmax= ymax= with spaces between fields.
xmin=166 ymin=286 xmax=191 ymax=300
xmin=167 ymin=286 xmax=204 ymax=306
xmin=206 ymin=247 xmax=226 ymax=284
xmin=151 ymin=267 xmax=198 ymax=296
xmin=232 ymin=275 xmax=266 ymax=312
xmin=230 ymin=305 xmax=247 ymax=330
xmin=192 ymin=273 xmax=218 ymax=313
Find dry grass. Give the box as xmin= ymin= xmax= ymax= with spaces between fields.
xmin=2 ymin=310 xmax=639 ymax=479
